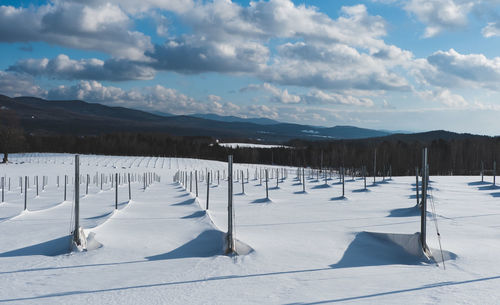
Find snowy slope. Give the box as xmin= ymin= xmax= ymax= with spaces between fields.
xmin=0 ymin=153 xmax=500 ymax=304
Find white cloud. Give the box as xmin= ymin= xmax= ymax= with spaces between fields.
xmin=264 ymin=41 xmax=411 ymax=91
xmin=0 ymin=2 xmax=152 ymax=59
xmin=0 ymin=71 xmax=47 ymax=97
xmin=418 ymin=48 xmax=500 ymax=90
xmin=417 ymin=88 xmax=468 ymax=107
xmin=482 ymin=21 xmax=500 ymax=37
xmin=145 ymin=1 xmax=412 ymax=92
xmin=242 ymin=83 xmax=301 ymax=104
xmin=404 ymin=0 xmax=474 ymax=37
xmin=46 ymin=80 xmax=281 ymax=119
xmin=8 ymin=54 xmax=155 ymax=81
xmin=305 ymin=90 xmax=375 ymax=107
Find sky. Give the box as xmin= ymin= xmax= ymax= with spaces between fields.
xmin=1 ymin=0 xmax=500 ymax=135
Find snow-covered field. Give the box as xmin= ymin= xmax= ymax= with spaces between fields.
xmin=218 ymin=143 xmax=288 ymax=149
xmin=1 ymin=153 xmax=500 ymax=304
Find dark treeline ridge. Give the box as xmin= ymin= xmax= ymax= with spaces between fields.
xmin=18 ymin=132 xmax=500 ymax=176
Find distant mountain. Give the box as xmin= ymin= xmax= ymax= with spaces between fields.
xmin=190 ymin=113 xmax=280 ymax=125
xmin=2 ymin=94 xmax=476 ymax=143
xmin=149 ymin=111 xmax=173 ymax=117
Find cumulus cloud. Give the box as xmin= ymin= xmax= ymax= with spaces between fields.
xmin=417 ymin=48 xmax=500 ymax=90
xmin=8 ymin=54 xmax=155 ymax=81
xmin=305 ymin=90 xmax=375 ymax=107
xmin=1 ymin=1 xmax=415 ymax=92
xmin=264 ymin=42 xmax=411 ymax=91
xmin=147 ymin=38 xmax=269 ymax=74
xmin=404 ymin=0 xmax=474 ymax=37
xmin=46 ymin=80 xmax=282 ymax=119
xmin=418 ymin=89 xmax=468 ymax=107
xmin=0 ymin=2 xmax=152 ymax=59
xmin=0 ymin=71 xmax=47 ymax=97
xmin=242 ymin=83 xmax=301 ymax=104
xmin=242 ymin=83 xmax=375 ymax=107
xmin=482 ymin=21 xmax=500 ymax=37
xmin=144 ymin=1 xmax=412 ymax=92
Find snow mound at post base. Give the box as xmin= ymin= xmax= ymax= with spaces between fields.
xmin=145 ymin=229 xmax=253 ymax=260
xmin=332 ymin=231 xmax=456 ymax=268
xmin=72 ymin=228 xmax=103 ymax=253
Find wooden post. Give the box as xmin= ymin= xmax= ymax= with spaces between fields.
xmin=1 ymin=177 xmax=4 ymax=203
xmin=265 ymin=169 xmax=269 ymax=199
xmin=24 ymin=176 xmax=27 ymax=210
xmin=73 ymin=155 xmax=80 ymax=245
xmin=342 ymin=167 xmax=345 ymax=197
xmin=416 ymin=167 xmax=419 ymax=205
xmin=373 ymin=149 xmax=377 ymax=185
xmin=226 ymin=155 xmax=234 ymax=254
xmin=64 ymin=175 xmax=67 ymax=201
xmin=363 ymin=165 xmax=367 ymax=190
xmin=36 ymin=176 xmax=39 ymax=197
xmin=481 ymin=160 xmax=484 ymax=182
xmin=302 ymin=167 xmax=305 ymax=192
xmin=115 ymin=173 xmax=118 ymax=210
xmin=494 ymin=161 xmax=497 ymax=186
xmin=195 ymin=170 xmax=198 ymax=197
xmin=190 ymin=171 xmax=192 ymax=193
xmin=206 ymin=172 xmax=210 ymax=210
xmin=241 ymin=170 xmax=245 ymax=194
xmin=128 ymin=173 xmax=131 ymax=201
xmin=86 ymin=174 xmax=89 ymax=195
xmin=421 ymin=148 xmax=428 ymax=252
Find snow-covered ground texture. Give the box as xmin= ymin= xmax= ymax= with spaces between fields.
xmin=218 ymin=142 xmax=288 ymax=149
xmin=0 ymin=153 xmax=499 ymax=304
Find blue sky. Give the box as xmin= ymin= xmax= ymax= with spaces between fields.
xmin=1 ymin=0 xmax=500 ymax=135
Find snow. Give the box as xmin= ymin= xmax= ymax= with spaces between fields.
xmin=0 ymin=153 xmax=500 ymax=304
xmin=218 ymin=143 xmax=288 ymax=149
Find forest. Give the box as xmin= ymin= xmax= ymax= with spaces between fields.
xmin=7 ymin=132 xmax=498 ymax=176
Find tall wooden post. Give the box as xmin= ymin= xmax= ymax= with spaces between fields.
xmin=421 ymin=148 xmax=428 ymax=252
xmin=73 ymin=155 xmax=81 ymax=245
xmin=265 ymin=169 xmax=269 ymax=199
xmin=302 ymin=167 xmax=306 ymax=192
xmin=190 ymin=171 xmax=193 ymax=193
xmin=416 ymin=167 xmax=420 ymax=205
xmin=494 ymin=161 xmax=497 ymax=186
xmin=115 ymin=173 xmax=118 ymax=210
xmin=342 ymin=167 xmax=345 ymax=197
xmin=64 ymin=175 xmax=67 ymax=201
xmin=241 ymin=170 xmax=244 ymax=194
xmin=363 ymin=165 xmax=367 ymax=190
xmin=481 ymin=160 xmax=484 ymax=182
xmin=195 ymin=170 xmax=198 ymax=197
xmin=86 ymin=174 xmax=89 ymax=195
xmin=36 ymin=176 xmax=39 ymax=197
xmin=373 ymin=149 xmax=377 ymax=184
xmin=226 ymin=155 xmax=234 ymax=254
xmin=206 ymin=172 xmax=210 ymax=210
xmin=1 ymin=177 xmax=4 ymax=203
xmin=128 ymin=173 xmax=131 ymax=201
xmin=24 ymin=176 xmax=27 ymax=210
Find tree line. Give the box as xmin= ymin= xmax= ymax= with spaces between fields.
xmin=0 ymin=131 xmax=496 ymax=176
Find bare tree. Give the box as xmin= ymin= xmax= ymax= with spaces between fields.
xmin=0 ymin=108 xmax=24 ymax=163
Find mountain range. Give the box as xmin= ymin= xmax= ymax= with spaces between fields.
xmin=0 ymin=94 xmax=482 ymax=143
